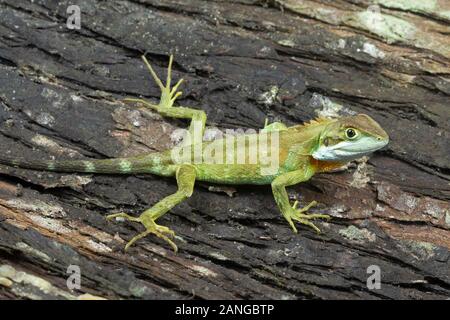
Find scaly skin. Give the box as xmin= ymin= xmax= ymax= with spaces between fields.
xmin=0 ymin=55 xmax=389 ymax=252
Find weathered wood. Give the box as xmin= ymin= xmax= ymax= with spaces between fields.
xmin=0 ymin=0 xmax=449 ymax=299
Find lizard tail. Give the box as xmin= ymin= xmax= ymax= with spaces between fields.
xmin=0 ymin=152 xmax=173 ymax=175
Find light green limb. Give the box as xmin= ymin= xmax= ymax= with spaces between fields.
xmin=124 ymin=55 xmax=206 ymax=145
xmin=271 ymin=169 xmax=331 ymax=234
xmin=262 ymin=118 xmax=287 ymax=132
xmin=107 ymin=164 xmax=196 ymax=252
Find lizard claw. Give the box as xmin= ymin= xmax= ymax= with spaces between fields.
xmin=286 ymin=200 xmax=331 ymax=234
xmin=124 ymin=221 xmax=178 ymax=253
xmin=106 ymin=211 xmax=178 ymax=252
xmin=123 ymin=55 xmax=184 ymax=112
xmin=141 ymin=54 xmax=184 ymax=109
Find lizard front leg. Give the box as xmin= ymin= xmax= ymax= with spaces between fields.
xmin=271 ymin=169 xmax=331 ymax=234
xmin=107 ymin=164 xmax=196 ymax=252
xmin=262 ymin=119 xmax=287 ymax=132
xmin=124 ymin=55 xmax=206 ymax=145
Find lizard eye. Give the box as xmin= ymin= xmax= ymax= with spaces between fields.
xmin=345 ymin=128 xmax=358 ymax=139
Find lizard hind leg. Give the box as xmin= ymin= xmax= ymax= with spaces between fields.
xmin=142 ymin=54 xmax=184 ymax=109
xmin=106 ymin=212 xmax=177 ymax=251
xmin=106 ymin=164 xmax=197 ymax=252
xmin=122 ymin=54 xmax=182 ymax=110
xmin=124 ymin=54 xmax=206 ymax=145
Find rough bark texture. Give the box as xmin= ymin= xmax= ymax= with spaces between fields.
xmin=0 ymin=0 xmax=449 ymax=300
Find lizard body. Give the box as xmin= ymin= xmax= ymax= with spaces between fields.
xmin=0 ymin=55 xmax=389 ymax=252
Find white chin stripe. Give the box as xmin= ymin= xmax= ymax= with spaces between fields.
xmin=312 ymin=147 xmax=368 ymax=161
xmin=312 ymin=137 xmax=388 ymax=161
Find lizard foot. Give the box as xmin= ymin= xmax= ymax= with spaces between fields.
xmin=106 ymin=212 xmax=178 ymax=252
xmin=123 ymin=54 xmax=183 ymax=110
xmin=286 ymin=200 xmax=331 ymax=234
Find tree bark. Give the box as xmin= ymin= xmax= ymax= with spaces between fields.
xmin=0 ymin=0 xmax=449 ymax=299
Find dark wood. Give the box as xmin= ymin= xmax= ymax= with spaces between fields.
xmin=0 ymin=0 xmax=449 ymax=299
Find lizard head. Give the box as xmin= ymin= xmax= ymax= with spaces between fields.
xmin=312 ymin=114 xmax=389 ymax=161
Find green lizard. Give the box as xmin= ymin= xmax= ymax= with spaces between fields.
xmin=0 ymin=55 xmax=389 ymax=252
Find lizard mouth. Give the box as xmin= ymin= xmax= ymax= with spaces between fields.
xmin=312 ymin=137 xmax=389 ymax=161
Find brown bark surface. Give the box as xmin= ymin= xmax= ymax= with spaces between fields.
xmin=0 ymin=0 xmax=449 ymax=299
